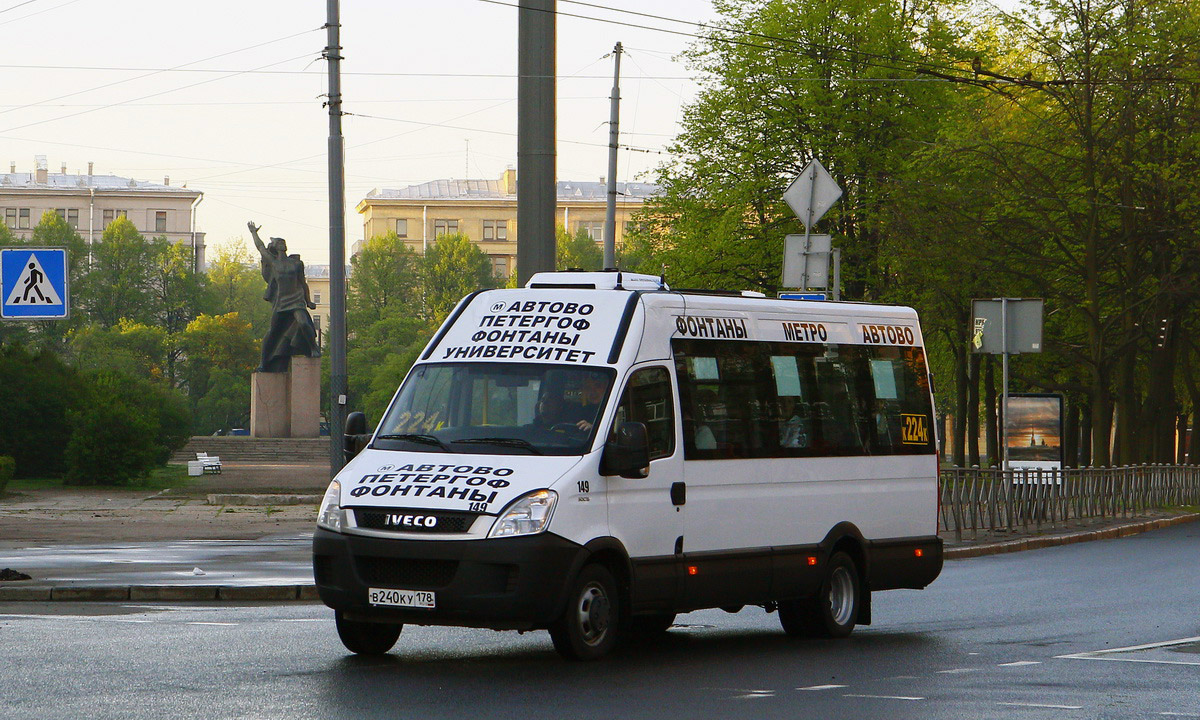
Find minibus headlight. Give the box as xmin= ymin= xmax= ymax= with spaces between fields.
xmin=316 ymin=480 xmax=344 ymax=532
xmin=488 ymin=490 xmax=558 ymax=538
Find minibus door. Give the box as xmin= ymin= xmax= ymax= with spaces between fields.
xmin=603 ymin=365 xmax=684 ymax=613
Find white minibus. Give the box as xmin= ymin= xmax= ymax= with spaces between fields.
xmin=314 ymin=271 xmax=942 ymax=660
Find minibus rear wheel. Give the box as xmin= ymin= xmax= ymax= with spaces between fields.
xmin=549 ymin=564 xmax=621 ymax=660
xmin=335 ymin=611 xmax=402 ymax=656
xmin=778 ymin=551 xmax=860 ymax=639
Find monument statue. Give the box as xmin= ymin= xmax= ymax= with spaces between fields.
xmin=248 ymin=221 xmax=320 ymax=373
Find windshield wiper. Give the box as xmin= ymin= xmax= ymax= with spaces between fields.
xmin=375 ymin=433 xmax=452 ymax=452
xmin=451 ymin=437 xmax=544 ymax=455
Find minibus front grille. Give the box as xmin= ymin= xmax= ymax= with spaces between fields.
xmin=352 ymin=508 xmax=479 ymax=534
xmin=354 ymin=556 xmax=459 ymax=589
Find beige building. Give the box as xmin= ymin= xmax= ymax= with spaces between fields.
xmin=356 ymin=168 xmax=659 ymax=278
xmin=1 ymin=156 xmax=206 ymax=267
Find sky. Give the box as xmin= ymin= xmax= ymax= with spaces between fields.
xmin=0 ymin=0 xmax=719 ymax=264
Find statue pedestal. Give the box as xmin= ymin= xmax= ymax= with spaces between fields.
xmin=250 ymin=356 xmax=321 ymax=438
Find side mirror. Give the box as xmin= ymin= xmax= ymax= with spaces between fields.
xmin=601 ymin=421 xmax=650 ymax=479
xmin=344 ymin=411 xmax=370 ymax=464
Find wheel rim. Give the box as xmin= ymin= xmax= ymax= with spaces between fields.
xmin=828 ymin=566 xmax=856 ymax=626
xmin=574 ymin=581 xmax=611 ymax=646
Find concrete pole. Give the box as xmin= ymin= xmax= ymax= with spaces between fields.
xmin=603 ymin=42 xmax=622 ymax=269
xmin=516 ymin=0 xmax=556 ymax=284
xmin=326 ymin=0 xmax=348 ymax=476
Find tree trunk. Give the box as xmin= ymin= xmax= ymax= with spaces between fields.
xmin=1081 ymin=400 xmax=1094 ymax=467
xmin=984 ymin=356 xmax=998 ymax=467
xmin=952 ymin=338 xmax=968 ymax=468
xmin=1064 ymin=398 xmax=1080 ymax=468
xmin=967 ymin=353 xmax=981 ymax=467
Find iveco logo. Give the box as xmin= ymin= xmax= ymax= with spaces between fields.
xmin=385 ymin=514 xmax=438 ymax=528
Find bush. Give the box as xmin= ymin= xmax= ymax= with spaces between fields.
xmin=64 ymin=370 xmax=191 ymax=485
xmin=0 ymin=345 xmax=84 ymax=478
xmin=65 ymin=403 xmax=159 ymax=485
xmin=0 ymin=455 xmax=14 ymax=494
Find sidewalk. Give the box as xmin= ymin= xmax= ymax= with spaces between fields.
xmin=1 ymin=463 xmax=1197 ymax=602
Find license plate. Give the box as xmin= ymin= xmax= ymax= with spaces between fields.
xmin=368 ymin=587 xmax=435 ymax=609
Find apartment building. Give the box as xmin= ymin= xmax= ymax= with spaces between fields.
xmin=1 ymin=157 xmax=206 ymax=267
xmin=356 ymin=168 xmax=658 ymax=278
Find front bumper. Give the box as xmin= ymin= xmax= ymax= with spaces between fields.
xmin=312 ymin=527 xmax=586 ymax=630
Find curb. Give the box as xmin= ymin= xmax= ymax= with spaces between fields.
xmin=944 ymin=513 xmax=1200 ymax=559
xmin=0 ymin=584 xmax=319 ymax=602
xmin=206 ymin=494 xmax=321 ymax=506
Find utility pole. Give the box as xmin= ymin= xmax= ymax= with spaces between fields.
xmin=603 ymin=41 xmax=622 ymax=269
xmin=516 ymin=0 xmax=556 ymax=284
xmin=325 ymin=0 xmax=348 ymax=476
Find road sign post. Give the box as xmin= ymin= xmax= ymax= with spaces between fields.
xmin=1 ymin=247 xmax=69 ymax=320
xmin=971 ymin=298 xmax=1044 ymax=471
xmin=782 ymin=158 xmax=842 ymax=299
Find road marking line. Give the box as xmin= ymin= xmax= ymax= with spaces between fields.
xmin=998 ymin=661 xmax=1042 ymax=667
xmin=936 ymin=668 xmax=978 ymax=674
xmin=277 ymin=618 xmax=324 ymax=622
xmin=1058 ymin=636 xmax=1200 ymax=658
xmin=186 ymin=621 xmax=237 ymax=626
xmin=1160 ymin=713 xmax=1200 ymax=717
xmin=843 ymin=694 xmax=925 ymax=701
xmin=798 ymin=685 xmax=847 ymax=691
xmin=998 ymin=702 xmax=1083 ymax=710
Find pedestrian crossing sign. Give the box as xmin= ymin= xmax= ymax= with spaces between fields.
xmin=1 ymin=247 xmax=69 ymax=319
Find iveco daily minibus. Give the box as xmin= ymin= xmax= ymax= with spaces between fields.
xmin=313 ymin=271 xmax=943 ymax=660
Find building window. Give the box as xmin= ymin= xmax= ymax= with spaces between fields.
xmin=578 ymin=221 xmax=604 ymax=242
xmin=54 ymin=208 xmax=80 ymax=229
xmin=313 ymin=292 xmax=322 ymax=305
xmin=155 ymin=211 xmax=167 ymax=233
xmin=5 ymin=208 xmax=16 ymax=229
xmin=483 ymin=220 xmax=508 ymax=241
xmin=102 ymin=209 xmax=127 ymax=227
xmin=18 ymin=208 xmax=29 ymax=229
xmin=396 ymin=219 xmax=408 ymax=238
xmin=490 ymin=255 xmax=509 ymax=278
xmin=433 ymin=219 xmax=459 ymax=237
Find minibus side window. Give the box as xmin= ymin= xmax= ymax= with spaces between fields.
xmin=611 ymin=367 xmax=675 ymax=460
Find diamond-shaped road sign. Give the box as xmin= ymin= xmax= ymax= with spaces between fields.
xmin=1 ymin=247 xmax=69 ymax=319
xmin=783 ymin=158 xmax=842 ymax=231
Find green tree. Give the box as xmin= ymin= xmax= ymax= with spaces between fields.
xmin=638 ymin=0 xmax=970 ymax=295
xmin=349 ymin=232 xmax=422 ymax=326
xmin=70 ymin=319 xmax=169 ymax=380
xmin=347 ymin=314 xmax=432 ymax=424
xmin=83 ymin=217 xmax=156 ymax=327
xmin=205 ymin=239 xmax=271 ymax=337
xmin=148 ymin=237 xmax=207 ymax=383
xmin=421 ymin=233 xmax=495 ymax=321
xmin=556 ymin=225 xmax=603 ymax=271
xmin=178 ymin=312 xmax=257 ymax=433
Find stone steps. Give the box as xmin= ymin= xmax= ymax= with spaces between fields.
xmin=171 ymin=436 xmax=331 ymax=464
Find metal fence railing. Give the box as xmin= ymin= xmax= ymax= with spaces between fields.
xmin=938 ymin=465 xmax=1200 ymax=541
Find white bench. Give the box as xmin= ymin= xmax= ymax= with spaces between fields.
xmin=194 ymin=452 xmax=222 ymax=475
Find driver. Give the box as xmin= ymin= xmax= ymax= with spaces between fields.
xmin=532 ymin=390 xmax=569 ymax=428
xmin=572 ymin=373 xmax=607 ymax=433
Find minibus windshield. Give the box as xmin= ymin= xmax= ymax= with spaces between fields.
xmin=373 ymin=363 xmax=615 ymax=456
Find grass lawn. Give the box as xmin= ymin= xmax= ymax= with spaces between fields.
xmin=6 ymin=464 xmax=193 ymax=493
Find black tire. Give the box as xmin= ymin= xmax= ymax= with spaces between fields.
xmin=778 ymin=551 xmax=860 ymax=639
xmin=628 ymin=612 xmax=676 ymax=637
xmin=549 ymin=564 xmax=621 ymax=660
xmin=335 ymin=611 xmax=402 ymax=656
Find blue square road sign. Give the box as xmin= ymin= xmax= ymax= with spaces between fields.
xmin=1 ymin=247 xmax=69 ymax=319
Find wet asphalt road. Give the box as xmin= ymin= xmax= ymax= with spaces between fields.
xmin=1 ymin=523 xmax=1197 ymax=720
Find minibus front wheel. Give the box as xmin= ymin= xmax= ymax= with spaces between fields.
xmin=549 ymin=564 xmax=621 ymax=660
xmin=335 ymin=611 xmax=402 ymax=656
